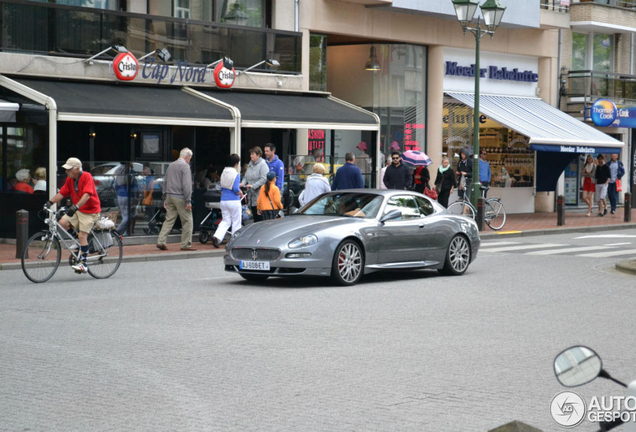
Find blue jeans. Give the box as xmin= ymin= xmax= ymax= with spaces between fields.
xmin=607 ymin=182 xmax=618 ymax=212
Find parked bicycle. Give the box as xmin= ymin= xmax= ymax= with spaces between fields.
xmin=447 ymin=186 xmax=506 ymax=230
xmin=21 ymin=205 xmax=123 ymax=283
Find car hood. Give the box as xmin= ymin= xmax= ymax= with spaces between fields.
xmin=233 ymin=216 xmax=366 ymax=245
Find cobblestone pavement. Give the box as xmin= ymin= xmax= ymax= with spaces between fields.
xmin=1 ymin=228 xmax=636 ymax=431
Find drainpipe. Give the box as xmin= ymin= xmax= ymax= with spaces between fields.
xmin=557 ymin=29 xmax=563 ymax=109
xmin=295 ymin=0 xmax=299 ymax=32
xmin=0 ymin=75 xmax=57 ymax=200
xmin=631 ymin=33 xmax=634 ymax=75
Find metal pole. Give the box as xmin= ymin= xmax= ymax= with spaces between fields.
xmin=625 ymin=192 xmax=632 ymax=222
xmin=557 ymin=195 xmax=565 ymax=226
xmin=16 ymin=209 xmax=28 ymax=259
xmin=471 ymin=23 xmax=481 ymax=210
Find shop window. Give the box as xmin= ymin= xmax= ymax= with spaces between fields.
xmin=442 ymin=101 xmax=535 ymax=189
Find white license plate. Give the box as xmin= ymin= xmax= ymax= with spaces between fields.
xmin=239 ymin=260 xmax=270 ymax=271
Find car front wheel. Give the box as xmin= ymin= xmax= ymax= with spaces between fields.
xmin=439 ymin=235 xmax=471 ymax=276
xmin=331 ymin=240 xmax=364 ymax=286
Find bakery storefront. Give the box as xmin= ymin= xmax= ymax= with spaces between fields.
xmin=0 ymin=58 xmax=379 ymax=238
xmin=442 ymin=48 xmax=623 ymax=214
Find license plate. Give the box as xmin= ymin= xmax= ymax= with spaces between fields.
xmin=239 ymin=260 xmax=270 ymax=271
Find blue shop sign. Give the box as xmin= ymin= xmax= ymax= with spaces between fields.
xmin=445 ymin=62 xmax=538 ymax=82
xmin=530 ymin=144 xmax=623 ymax=154
xmin=586 ymin=99 xmax=636 ymax=128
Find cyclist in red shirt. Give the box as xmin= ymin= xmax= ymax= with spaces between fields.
xmin=47 ymin=157 xmax=101 ymax=273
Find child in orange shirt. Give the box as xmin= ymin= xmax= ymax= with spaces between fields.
xmin=257 ymin=171 xmax=283 ymax=220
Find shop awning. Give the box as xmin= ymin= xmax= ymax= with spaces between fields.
xmin=446 ymin=92 xmax=624 ymax=154
xmin=192 ymin=89 xmax=379 ymax=130
xmin=7 ymin=78 xmax=235 ymax=127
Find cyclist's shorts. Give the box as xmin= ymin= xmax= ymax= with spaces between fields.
xmin=62 ymin=211 xmax=99 ymax=234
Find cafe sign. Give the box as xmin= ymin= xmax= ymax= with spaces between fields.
xmin=213 ymin=61 xmax=236 ymax=89
xmin=113 ymin=52 xmax=139 ymax=81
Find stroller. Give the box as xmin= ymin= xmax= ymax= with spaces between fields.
xmin=198 ymin=187 xmax=223 ymax=244
xmin=143 ymin=206 xmax=166 ymax=235
xmin=198 ymin=187 xmax=254 ymax=244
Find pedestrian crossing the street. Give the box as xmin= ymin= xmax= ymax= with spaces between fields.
xmin=480 ymin=240 xmax=636 ymax=259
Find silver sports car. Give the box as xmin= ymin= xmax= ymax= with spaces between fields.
xmin=224 ymin=190 xmax=480 ymax=285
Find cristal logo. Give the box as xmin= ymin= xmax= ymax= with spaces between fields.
xmin=214 ymin=62 xmax=235 ymax=89
xmin=590 ymin=99 xmax=617 ymax=127
xmin=113 ymin=52 xmax=139 ymax=81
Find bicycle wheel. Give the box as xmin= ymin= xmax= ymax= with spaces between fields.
xmin=447 ymin=201 xmax=475 ymax=220
xmin=87 ymin=231 xmax=123 ymax=279
xmin=21 ymin=231 xmax=61 ymax=283
xmin=485 ymin=200 xmax=506 ymax=231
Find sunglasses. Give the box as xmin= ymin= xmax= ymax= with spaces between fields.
xmin=392 ymin=157 xmax=400 ymax=160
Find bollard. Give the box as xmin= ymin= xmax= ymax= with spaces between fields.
xmin=557 ymin=195 xmax=565 ymax=226
xmin=625 ymin=192 xmax=632 ymax=223
xmin=16 ymin=209 xmax=29 ymax=259
xmin=476 ymin=197 xmax=486 ymax=231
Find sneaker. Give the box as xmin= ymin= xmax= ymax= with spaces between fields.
xmin=71 ymin=262 xmax=88 ymax=273
xmin=604 ymin=209 xmax=608 ymax=215
xmin=597 ymin=212 xmax=604 ymax=217
xmin=611 ymin=210 xmax=616 ymax=214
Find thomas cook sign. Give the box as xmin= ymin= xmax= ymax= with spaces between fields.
xmin=113 ymin=52 xmax=139 ymax=81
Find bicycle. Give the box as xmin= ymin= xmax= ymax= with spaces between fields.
xmin=447 ymin=186 xmax=507 ymax=230
xmin=21 ymin=205 xmax=123 ymax=283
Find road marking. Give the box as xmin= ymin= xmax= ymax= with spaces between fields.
xmin=480 ymin=243 xmax=566 ymax=253
xmin=574 ymin=234 xmax=636 ymax=239
xmin=480 ymin=241 xmax=520 ymax=247
xmin=606 ymin=242 xmax=632 ymax=246
xmin=577 ymin=249 xmax=636 ymax=258
xmin=526 ymin=246 xmax=614 ymax=256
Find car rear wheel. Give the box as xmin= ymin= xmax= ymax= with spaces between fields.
xmin=240 ymin=273 xmax=270 ymax=282
xmin=438 ymin=235 xmax=471 ymax=276
xmin=331 ymin=240 xmax=364 ymax=286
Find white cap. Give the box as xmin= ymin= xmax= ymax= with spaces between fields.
xmin=62 ymin=157 xmax=82 ymax=169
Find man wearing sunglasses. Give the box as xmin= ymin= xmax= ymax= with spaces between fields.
xmin=383 ymin=152 xmax=412 ymax=190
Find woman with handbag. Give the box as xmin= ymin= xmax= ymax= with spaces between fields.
xmin=212 ymin=154 xmax=244 ymax=248
xmin=434 ymin=156 xmax=456 ymax=208
xmin=257 ymin=171 xmax=283 ymax=220
xmin=413 ymin=165 xmax=430 ymax=194
xmin=581 ymin=154 xmax=596 ymax=217
xmin=456 ymin=149 xmax=472 ymax=202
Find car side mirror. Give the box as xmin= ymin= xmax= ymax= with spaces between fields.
xmin=380 ymin=209 xmax=402 ymax=223
xmin=554 ymin=346 xmax=602 ymax=387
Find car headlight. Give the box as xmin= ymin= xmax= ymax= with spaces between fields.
xmin=288 ymin=234 xmax=318 ymax=249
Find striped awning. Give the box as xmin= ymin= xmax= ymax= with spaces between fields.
xmin=446 ymin=92 xmax=624 ymax=153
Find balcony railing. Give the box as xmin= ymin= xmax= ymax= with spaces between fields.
xmin=562 ymin=70 xmax=636 ymax=102
xmin=573 ymin=0 xmax=636 ymax=10
xmin=0 ymin=0 xmax=301 ymax=73
xmin=541 ymin=0 xmax=570 ymax=13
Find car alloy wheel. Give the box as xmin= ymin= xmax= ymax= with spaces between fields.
xmin=332 ymin=240 xmax=364 ymax=285
xmin=441 ymin=235 xmax=470 ymax=276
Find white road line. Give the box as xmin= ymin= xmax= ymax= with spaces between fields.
xmin=479 ymin=241 xmax=520 ymax=247
xmin=606 ymin=242 xmax=632 ymax=246
xmin=526 ymin=246 xmax=614 ymax=256
xmin=577 ymin=249 xmax=636 ymax=258
xmin=480 ymin=243 xmax=566 ymax=253
xmin=574 ymin=234 xmax=636 ymax=239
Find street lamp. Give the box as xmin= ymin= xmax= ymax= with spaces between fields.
xmin=451 ymin=0 xmax=506 ymax=209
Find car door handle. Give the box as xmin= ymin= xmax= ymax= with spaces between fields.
xmin=419 ymin=225 xmax=426 ymax=229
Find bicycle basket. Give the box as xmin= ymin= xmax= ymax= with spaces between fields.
xmin=89 ymin=230 xmax=114 ymax=253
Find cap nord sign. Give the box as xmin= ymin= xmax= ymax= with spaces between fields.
xmin=113 ymin=52 xmax=139 ymax=81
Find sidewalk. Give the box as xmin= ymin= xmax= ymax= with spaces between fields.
xmin=1 ymin=208 xmax=635 ymax=270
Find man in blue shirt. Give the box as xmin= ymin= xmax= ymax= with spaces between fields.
xmin=607 ymin=153 xmax=625 ymax=214
xmin=264 ymin=143 xmax=285 ymax=191
xmin=479 ymin=150 xmax=492 ymax=197
xmin=332 ymin=153 xmax=364 ymax=190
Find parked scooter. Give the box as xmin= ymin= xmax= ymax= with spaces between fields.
xmin=554 ymin=346 xmax=636 ymax=432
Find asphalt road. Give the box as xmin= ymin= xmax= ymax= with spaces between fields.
xmin=1 ymin=228 xmax=636 ymax=432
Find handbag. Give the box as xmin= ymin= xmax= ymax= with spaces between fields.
xmin=424 ymin=185 xmax=438 ymax=200
xmin=616 ymin=179 xmax=622 ymax=192
xmin=267 ymin=194 xmax=283 ymax=219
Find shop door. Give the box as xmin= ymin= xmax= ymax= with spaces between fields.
xmin=564 ymin=157 xmax=579 ymax=206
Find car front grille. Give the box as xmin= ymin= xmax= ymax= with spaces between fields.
xmin=231 ymin=248 xmax=281 ymax=262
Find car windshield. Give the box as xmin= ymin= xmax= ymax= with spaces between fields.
xmin=299 ymin=193 xmax=383 ymax=219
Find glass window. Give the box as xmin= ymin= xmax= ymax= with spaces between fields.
xmin=414 ymin=196 xmax=435 ymax=216
xmin=572 ymin=33 xmax=587 ymax=71
xmin=309 ymin=34 xmax=328 ymax=92
xmin=174 ymin=0 xmax=191 ymax=19
xmin=218 ymin=0 xmax=264 ymax=27
xmin=300 ymin=193 xmax=383 ymax=219
xmin=593 ymin=33 xmax=613 ymax=72
xmin=384 ymin=196 xmax=420 ymax=220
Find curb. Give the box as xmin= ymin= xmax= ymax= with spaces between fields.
xmin=0 ymin=249 xmax=226 ymax=271
xmin=480 ymin=222 xmax=636 ymax=239
xmin=616 ymin=259 xmax=636 ymax=275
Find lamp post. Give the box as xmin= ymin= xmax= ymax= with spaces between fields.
xmin=451 ymin=0 xmax=506 ymax=209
